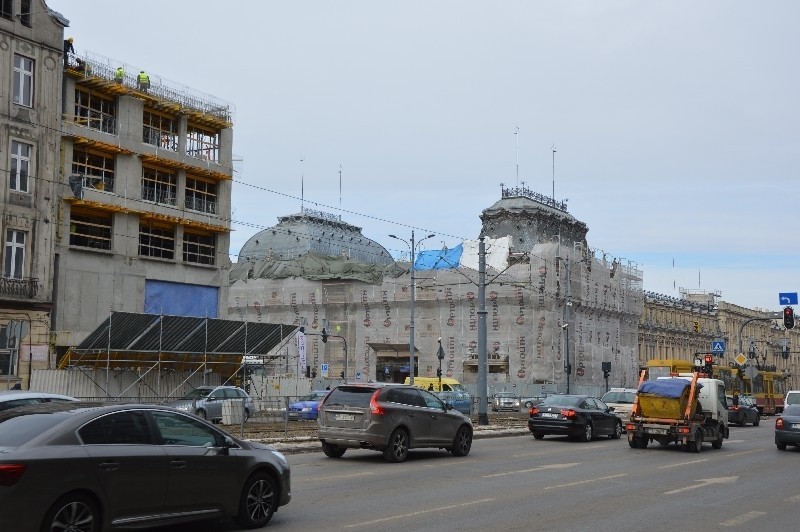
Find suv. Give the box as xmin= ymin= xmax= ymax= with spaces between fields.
xmin=600 ymin=388 xmax=637 ymax=424
xmin=164 ymin=385 xmax=254 ymax=422
xmin=785 ymin=390 xmax=800 ymax=409
xmin=317 ymin=383 xmax=473 ymax=462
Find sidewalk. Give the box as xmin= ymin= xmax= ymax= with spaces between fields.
xmin=263 ymin=423 xmax=530 ymax=454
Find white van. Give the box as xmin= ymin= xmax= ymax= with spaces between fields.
xmin=785 ymin=390 xmax=800 ymax=408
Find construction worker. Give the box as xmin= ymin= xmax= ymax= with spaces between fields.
xmin=137 ymin=70 xmax=150 ymax=92
xmin=114 ymin=66 xmax=124 ymax=84
xmin=63 ymin=37 xmax=74 ymax=68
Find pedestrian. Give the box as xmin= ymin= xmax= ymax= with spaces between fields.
xmin=137 ymin=70 xmax=150 ymax=92
xmin=63 ymin=37 xmax=74 ymax=68
xmin=11 ymin=383 xmax=21 ymax=390
xmin=114 ymin=66 xmax=124 ymax=84
xmin=427 ymin=383 xmax=434 ymax=391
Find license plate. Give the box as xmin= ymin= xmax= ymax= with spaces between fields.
xmin=540 ymin=413 xmax=559 ymax=418
xmin=334 ymin=413 xmax=355 ymax=421
xmin=647 ymin=428 xmax=668 ymax=435
xmin=792 ymin=423 xmax=800 ymax=429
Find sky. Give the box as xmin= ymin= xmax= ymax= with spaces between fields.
xmin=46 ymin=0 xmax=799 ymax=312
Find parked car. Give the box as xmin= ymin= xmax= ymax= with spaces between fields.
xmin=0 ymin=390 xmax=77 ymax=411
xmin=317 ymin=383 xmax=473 ymax=462
xmin=0 ymin=401 xmax=291 ymax=530
xmin=727 ymin=395 xmax=760 ymax=426
xmin=435 ymin=390 xmax=473 ymax=416
xmin=164 ymin=385 xmax=254 ymax=422
xmin=528 ymin=394 xmax=623 ymax=441
xmin=282 ymin=390 xmax=330 ymax=420
xmin=600 ymin=388 xmax=637 ymax=424
xmin=520 ymin=393 xmax=555 ymax=410
xmin=492 ymin=392 xmax=520 ymax=412
xmin=775 ymin=404 xmax=800 ymax=450
xmin=785 ymin=390 xmax=800 ymax=407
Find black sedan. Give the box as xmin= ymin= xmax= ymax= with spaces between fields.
xmin=727 ymin=395 xmax=760 ymax=427
xmin=775 ymin=404 xmax=800 ymax=450
xmin=0 ymin=402 xmax=291 ymax=531
xmin=528 ymin=394 xmax=622 ymax=441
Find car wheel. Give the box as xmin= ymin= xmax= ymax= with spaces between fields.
xmin=234 ymin=472 xmax=277 ymax=529
xmin=628 ymin=437 xmax=639 ymax=448
xmin=532 ymin=432 xmax=545 ymax=440
xmin=738 ymin=418 xmax=746 ymax=427
xmin=384 ymin=428 xmax=409 ymax=463
xmin=637 ymin=436 xmax=649 ymax=448
xmin=753 ymin=416 xmax=759 ymax=427
xmin=610 ymin=421 xmax=623 ymax=440
xmin=690 ymin=430 xmax=703 ymax=453
xmin=712 ymin=434 xmax=723 ymax=449
xmin=581 ymin=423 xmax=593 ymax=442
xmin=42 ymin=492 xmax=100 ymax=532
xmin=243 ymin=409 xmax=250 ymax=423
xmin=322 ymin=442 xmax=346 ymax=458
xmin=451 ymin=425 xmax=473 ymax=457
xmin=195 ymin=409 xmax=207 ymax=420
xmin=777 ymin=442 xmax=787 ymax=450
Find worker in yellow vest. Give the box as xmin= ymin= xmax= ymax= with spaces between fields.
xmin=114 ymin=66 xmax=124 ymax=84
xmin=137 ymin=70 xmax=150 ymax=92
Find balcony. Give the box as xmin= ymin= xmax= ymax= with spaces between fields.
xmin=0 ymin=277 xmax=39 ymax=298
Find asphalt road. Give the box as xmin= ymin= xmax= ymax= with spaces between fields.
xmin=156 ymin=421 xmax=798 ymax=531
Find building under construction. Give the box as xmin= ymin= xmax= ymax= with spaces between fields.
xmin=229 ymin=186 xmax=644 ymax=396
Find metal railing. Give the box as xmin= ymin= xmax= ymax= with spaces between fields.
xmin=0 ymin=277 xmax=39 ymax=298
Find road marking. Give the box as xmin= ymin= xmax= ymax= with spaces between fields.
xmin=725 ymin=450 xmax=758 ymax=458
xmin=482 ymin=462 xmax=580 ymax=478
xmin=344 ymin=498 xmax=495 ymax=528
xmin=720 ymin=511 xmax=767 ymax=526
xmin=787 ymin=494 xmax=800 ymax=502
xmin=312 ymin=471 xmax=375 ymax=482
xmin=659 ymin=458 xmax=708 ymax=469
xmin=664 ymin=476 xmax=738 ymax=495
xmin=544 ymin=473 xmax=626 ymax=490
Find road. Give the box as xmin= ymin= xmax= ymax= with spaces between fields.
xmin=157 ymin=421 xmax=798 ymax=531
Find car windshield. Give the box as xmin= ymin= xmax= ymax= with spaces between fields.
xmin=496 ymin=392 xmax=515 ymax=398
xmin=786 ymin=394 xmax=800 ymax=406
xmin=324 ymin=387 xmax=376 ymax=407
xmin=0 ymin=413 xmax=72 ymax=447
xmin=541 ymin=395 xmax=583 ymax=407
xmin=601 ymin=391 xmax=635 ymax=404
xmin=181 ymin=388 xmax=212 ymax=400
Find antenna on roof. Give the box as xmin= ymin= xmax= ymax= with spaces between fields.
xmin=552 ymin=143 xmax=557 ymax=206
xmin=338 ymin=164 xmax=343 ymax=211
xmin=515 ymin=126 xmax=520 ymax=187
xmin=300 ymin=157 xmax=304 ymax=212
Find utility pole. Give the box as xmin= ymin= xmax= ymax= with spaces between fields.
xmin=409 ymin=231 xmax=416 ymax=386
xmin=562 ymin=257 xmax=572 ymax=394
xmin=477 ymin=234 xmax=488 ymax=425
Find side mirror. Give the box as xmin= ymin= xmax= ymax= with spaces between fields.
xmin=444 ymin=402 xmax=454 ymax=411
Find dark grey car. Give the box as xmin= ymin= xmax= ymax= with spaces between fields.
xmin=318 ymin=383 xmax=473 ymax=462
xmin=0 ymin=402 xmax=291 ymax=531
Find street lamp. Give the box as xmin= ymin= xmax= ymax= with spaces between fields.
xmin=389 ymin=230 xmax=435 ymax=386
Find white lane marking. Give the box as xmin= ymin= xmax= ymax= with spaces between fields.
xmin=725 ymin=450 xmax=759 ymax=457
xmin=787 ymin=494 xmax=800 ymax=502
xmin=720 ymin=511 xmax=767 ymax=527
xmin=659 ymin=458 xmax=708 ymax=469
xmin=544 ymin=473 xmax=627 ymax=490
xmin=344 ymin=498 xmax=495 ymax=528
xmin=664 ymin=476 xmax=738 ymax=495
xmin=483 ymin=462 xmax=580 ymax=478
xmin=311 ymin=471 xmax=375 ymax=482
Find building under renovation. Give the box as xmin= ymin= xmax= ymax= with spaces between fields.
xmin=229 ymin=186 xmax=644 ymax=396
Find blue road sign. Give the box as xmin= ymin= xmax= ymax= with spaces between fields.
xmin=779 ymin=293 xmax=798 ymax=305
xmin=711 ymin=340 xmax=726 ymax=354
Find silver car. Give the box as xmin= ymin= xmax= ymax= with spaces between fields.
xmin=318 ymin=383 xmax=473 ymax=462
xmin=0 ymin=390 xmax=78 ymax=410
xmin=164 ymin=385 xmax=254 ymax=422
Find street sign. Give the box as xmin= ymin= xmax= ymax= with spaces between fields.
xmin=779 ymin=292 xmax=798 ymax=305
xmin=711 ymin=340 xmax=726 ymax=354
xmin=321 ymin=363 xmax=329 ymax=377
xmin=745 ymin=365 xmax=758 ymax=380
xmin=734 ymin=353 xmax=747 ymax=366
xmin=356 ymin=371 xmax=362 ymax=380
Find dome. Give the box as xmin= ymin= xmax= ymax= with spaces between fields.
xmin=238 ymin=208 xmax=393 ymax=265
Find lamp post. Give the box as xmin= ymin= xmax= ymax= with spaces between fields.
xmin=389 ymin=230 xmax=435 ymax=386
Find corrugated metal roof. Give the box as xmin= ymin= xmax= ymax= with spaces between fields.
xmin=74 ymin=312 xmax=296 ymax=356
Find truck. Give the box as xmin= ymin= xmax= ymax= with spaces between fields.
xmin=625 ymin=371 xmax=729 ymax=452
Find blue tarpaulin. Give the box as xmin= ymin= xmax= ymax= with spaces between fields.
xmin=144 ymin=280 xmax=219 ymax=318
xmin=639 ymin=379 xmax=702 ymax=398
xmin=414 ymin=244 xmax=463 ymax=270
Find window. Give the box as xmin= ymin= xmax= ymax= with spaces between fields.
xmin=142 ymin=111 xmax=177 ymax=150
xmin=74 ymin=88 xmax=116 ymax=134
xmin=70 ymin=209 xmax=112 ymax=250
xmin=152 ymin=411 xmax=224 ymax=447
xmin=13 ymin=55 xmax=33 ymax=107
xmin=186 ymin=124 xmax=219 ymax=162
xmin=183 ymin=231 xmax=215 ymax=265
xmin=9 ymin=141 xmax=32 ymax=193
xmin=19 ymin=0 xmax=30 ymax=26
xmin=139 ymin=222 xmax=175 ymax=259
xmin=141 ymin=166 xmax=176 ymax=205
xmin=4 ymin=230 xmax=26 ymax=279
xmin=0 ymin=0 xmax=12 ymax=20
xmin=72 ymin=148 xmax=115 ymax=192
xmin=185 ymin=176 xmax=217 ymax=214
xmin=79 ymin=411 xmax=152 ymax=445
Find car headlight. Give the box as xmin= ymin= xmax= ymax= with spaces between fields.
xmin=271 ymin=450 xmax=289 ymax=470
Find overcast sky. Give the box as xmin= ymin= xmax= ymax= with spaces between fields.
xmin=47 ymin=0 xmax=799 ymax=312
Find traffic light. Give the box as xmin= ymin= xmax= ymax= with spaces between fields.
xmin=305 ymin=365 xmax=311 ymax=378
xmin=436 ymin=368 xmax=442 ymax=377
xmin=602 ymin=361 xmax=611 ymax=379
xmin=784 ymin=307 xmax=795 ymax=330
xmin=782 ymin=347 xmax=790 ymax=360
xmin=321 ymin=328 xmax=328 ymax=343
xmin=340 ymin=371 xmax=344 ymax=379
xmin=693 ymin=321 xmax=700 ymax=333
xmin=703 ymin=354 xmax=714 ymax=376
xmin=565 ymin=363 xmax=572 ymax=375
